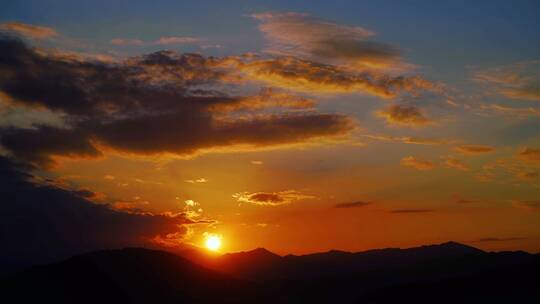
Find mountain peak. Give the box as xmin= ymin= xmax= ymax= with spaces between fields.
xmin=435 ymin=241 xmax=485 ymax=252
xmin=226 ymin=247 xmax=281 ymax=259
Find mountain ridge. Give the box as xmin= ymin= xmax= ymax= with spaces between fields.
xmin=3 ymin=242 xmax=539 ymax=303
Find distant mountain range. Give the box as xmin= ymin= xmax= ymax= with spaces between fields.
xmin=2 ymin=242 xmax=539 ymax=303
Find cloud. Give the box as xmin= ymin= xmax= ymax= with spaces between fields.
xmin=400 ymin=156 xmax=436 ymax=170
xmin=443 ymin=157 xmax=470 ymax=171
xmin=250 ymin=160 xmax=264 ymax=165
xmin=0 ymin=156 xmax=199 ymax=273
xmin=454 ymin=145 xmax=495 ymax=155
xmin=473 ymin=61 xmax=540 ymax=101
xmin=251 ymin=12 xmax=402 ymax=70
xmin=228 ymin=56 xmax=438 ymax=98
xmin=512 ymin=200 xmax=540 ymax=212
xmin=0 ymin=22 xmax=58 ymax=39
xmin=110 ymin=38 xmax=145 ymax=46
xmin=518 ymin=147 xmax=540 ymax=163
xmin=0 ymin=36 xmax=354 ymax=167
xmin=480 ymin=104 xmax=540 ymax=119
xmin=388 ymin=209 xmax=434 ymax=214
xmin=233 ymin=190 xmax=315 ymax=206
xmin=376 ymin=104 xmax=433 ymax=127
xmin=185 ymin=178 xmax=208 ymax=183
xmin=111 ymin=36 xmax=202 ymax=46
xmin=154 ymin=36 xmax=201 ymax=45
xmin=334 ymin=201 xmax=371 ymax=208
xmin=361 ymin=134 xmax=449 ymax=145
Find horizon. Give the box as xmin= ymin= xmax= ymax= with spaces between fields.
xmin=1 ymin=0 xmax=540 ymax=274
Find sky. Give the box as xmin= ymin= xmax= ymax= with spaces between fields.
xmin=1 ymin=0 xmax=540 ymax=259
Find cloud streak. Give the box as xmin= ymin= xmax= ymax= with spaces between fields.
xmin=0 ymin=22 xmax=58 ymax=39
xmin=454 ymin=145 xmax=495 ymax=155
xmin=473 ymin=61 xmax=540 ymax=101
xmin=233 ymin=190 xmax=315 ymax=206
xmin=334 ymin=201 xmax=371 ymax=208
xmin=400 ymin=156 xmax=436 ymax=170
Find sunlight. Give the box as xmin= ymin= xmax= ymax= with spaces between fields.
xmin=205 ymin=234 xmax=222 ymax=251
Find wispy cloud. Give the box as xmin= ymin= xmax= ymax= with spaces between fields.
xmin=518 ymin=147 xmax=540 ymax=163
xmin=0 ymin=22 xmax=58 ymax=39
xmin=360 ymin=134 xmax=449 ymax=145
xmin=110 ymin=36 xmax=202 ymax=46
xmin=454 ymin=145 xmax=495 ymax=155
xmin=512 ymin=200 xmax=540 ymax=212
xmin=334 ymin=201 xmax=371 ymax=208
xmin=251 ymin=12 xmax=403 ymax=71
xmin=400 ymin=156 xmax=436 ymax=170
xmin=443 ymin=157 xmax=470 ymax=171
xmin=473 ymin=61 xmax=540 ymax=101
xmin=480 ymin=104 xmax=540 ymax=119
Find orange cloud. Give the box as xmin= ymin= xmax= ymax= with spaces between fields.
xmin=400 ymin=156 xmax=436 ymax=170
xmin=443 ymin=157 xmax=470 ymax=171
xmin=361 ymin=134 xmax=449 ymax=145
xmin=454 ymin=145 xmax=495 ymax=155
xmin=0 ymin=22 xmax=57 ymax=39
xmin=473 ymin=61 xmax=540 ymax=101
xmin=228 ymin=56 xmax=437 ymax=98
xmin=376 ymin=104 xmax=433 ymax=127
xmin=480 ymin=104 xmax=540 ymax=119
xmin=518 ymin=147 xmax=540 ymax=163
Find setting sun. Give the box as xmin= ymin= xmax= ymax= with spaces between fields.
xmin=205 ymin=235 xmax=222 ymax=251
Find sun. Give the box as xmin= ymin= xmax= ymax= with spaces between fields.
xmin=205 ymin=235 xmax=222 ymax=251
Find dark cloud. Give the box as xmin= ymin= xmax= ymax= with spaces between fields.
xmin=0 ymin=125 xmax=100 ymax=167
xmin=0 ymin=156 xmax=196 ymax=274
xmin=0 ymin=36 xmax=354 ymax=167
xmin=334 ymin=201 xmax=371 ymax=208
xmin=233 ymin=190 xmax=315 ymax=206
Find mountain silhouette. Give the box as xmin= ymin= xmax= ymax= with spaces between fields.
xmin=2 ymin=242 xmax=539 ymax=303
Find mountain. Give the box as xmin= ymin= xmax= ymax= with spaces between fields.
xmin=183 ymin=241 xmax=490 ymax=280
xmin=2 ymin=243 xmax=539 ymax=303
xmin=1 ymin=248 xmax=259 ymax=304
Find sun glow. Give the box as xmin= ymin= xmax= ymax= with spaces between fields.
xmin=205 ymin=234 xmax=222 ymax=251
